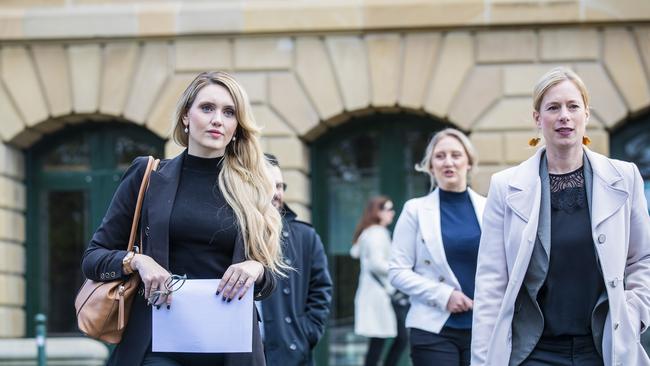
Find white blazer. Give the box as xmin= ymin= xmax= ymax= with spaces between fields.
xmin=352 ymin=225 xmax=397 ymax=338
xmin=388 ymin=188 xmax=486 ymax=334
xmin=471 ymin=147 xmax=650 ymax=366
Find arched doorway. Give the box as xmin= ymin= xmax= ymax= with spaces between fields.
xmin=311 ymin=112 xmax=448 ymax=365
xmin=25 ymin=121 xmax=165 ymax=335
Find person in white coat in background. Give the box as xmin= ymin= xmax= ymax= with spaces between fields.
xmin=389 ymin=128 xmax=486 ymax=366
xmin=471 ymin=67 xmax=650 ymax=366
xmin=351 ymin=196 xmax=408 ymax=366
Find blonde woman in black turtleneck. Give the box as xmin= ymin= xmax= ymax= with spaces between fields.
xmin=82 ymin=71 xmax=285 ymax=366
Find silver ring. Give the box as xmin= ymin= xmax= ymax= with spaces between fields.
xmin=238 ymin=280 xmax=245 ymax=286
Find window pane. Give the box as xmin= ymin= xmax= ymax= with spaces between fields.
xmin=404 ymin=130 xmax=434 ymax=198
xmin=115 ymin=135 xmax=161 ymax=170
xmin=47 ymin=190 xmax=87 ymax=334
xmin=43 ymin=136 xmax=90 ymax=172
xmin=622 ymin=133 xmax=650 ymax=179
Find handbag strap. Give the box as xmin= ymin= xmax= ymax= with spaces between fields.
xmin=369 ymin=271 xmax=391 ymax=295
xmin=126 ymin=156 xmax=159 ymax=253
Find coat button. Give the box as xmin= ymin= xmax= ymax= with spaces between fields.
xmin=285 ymin=258 xmax=292 ymax=265
xmin=424 ymin=260 xmax=431 ymax=265
xmin=438 ymin=276 xmax=445 ymax=282
xmin=145 ymin=226 xmax=150 ymax=237
xmin=597 ymin=234 xmax=606 ymax=244
xmin=283 ymin=288 xmax=290 ymax=295
xmin=284 ymin=316 xmax=292 ymax=324
xmin=289 ymin=343 xmax=297 ymax=351
xmin=609 ymin=278 xmax=619 ymax=288
xmin=282 ymin=231 xmax=289 ymax=238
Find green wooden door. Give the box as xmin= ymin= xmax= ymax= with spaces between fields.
xmin=311 ymin=113 xmax=447 ymax=365
xmin=25 ymin=122 xmax=164 ymax=336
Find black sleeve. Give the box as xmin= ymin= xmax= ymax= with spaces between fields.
xmin=81 ymin=156 xmax=149 ymax=282
xmin=253 ymin=266 xmax=277 ymax=300
xmin=302 ymin=231 xmax=333 ymax=347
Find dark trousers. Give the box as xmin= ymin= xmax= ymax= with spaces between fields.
xmin=409 ymin=327 xmax=471 ymax=366
xmin=521 ymin=335 xmax=604 ymax=366
xmin=142 ymin=351 xmax=225 ymax=366
xmin=364 ymin=302 xmax=410 ymax=366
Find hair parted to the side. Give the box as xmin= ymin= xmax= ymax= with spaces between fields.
xmin=352 ymin=196 xmax=391 ymax=244
xmin=533 ymin=66 xmax=590 ymax=112
xmin=173 ymin=71 xmax=287 ymax=275
xmin=415 ymin=128 xmax=477 ymax=191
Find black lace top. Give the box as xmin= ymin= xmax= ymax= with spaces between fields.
xmin=538 ymin=166 xmax=605 ymax=337
xmin=549 ymin=167 xmax=588 ymax=213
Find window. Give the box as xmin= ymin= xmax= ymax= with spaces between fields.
xmin=26 ymin=122 xmax=164 ymax=335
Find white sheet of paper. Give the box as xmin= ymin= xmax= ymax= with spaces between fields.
xmin=152 ymin=279 xmax=253 ymax=353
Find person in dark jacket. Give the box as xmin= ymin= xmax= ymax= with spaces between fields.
xmin=260 ymin=154 xmax=333 ymax=366
xmin=81 ymin=71 xmax=285 ymax=366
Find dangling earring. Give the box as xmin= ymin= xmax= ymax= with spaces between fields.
xmin=232 ymin=136 xmax=236 ymax=142
xmin=582 ymin=135 xmax=591 ymax=145
xmin=528 ymin=136 xmax=541 ymax=147
xmin=184 ymin=126 xmax=189 ymax=134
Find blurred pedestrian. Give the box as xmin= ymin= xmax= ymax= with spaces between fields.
xmin=259 ymin=153 xmax=333 ymax=365
xmin=351 ymin=196 xmax=408 ymax=366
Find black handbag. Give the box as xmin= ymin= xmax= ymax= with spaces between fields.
xmin=369 ymin=272 xmax=410 ymax=308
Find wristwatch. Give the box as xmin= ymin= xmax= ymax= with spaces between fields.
xmin=122 ymin=251 xmax=136 ymax=275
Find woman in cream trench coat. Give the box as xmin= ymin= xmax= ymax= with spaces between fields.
xmin=352 ymin=223 xmax=397 ymax=339
xmin=471 ymin=67 xmax=650 ymax=366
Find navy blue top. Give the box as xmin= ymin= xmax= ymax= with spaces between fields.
xmin=439 ymin=188 xmax=481 ymax=329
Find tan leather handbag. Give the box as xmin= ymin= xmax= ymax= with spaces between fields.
xmin=75 ymin=156 xmax=159 ymax=344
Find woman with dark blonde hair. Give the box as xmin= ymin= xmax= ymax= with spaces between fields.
xmin=82 ymin=71 xmax=284 ymax=366
xmin=471 ymin=67 xmax=650 ymax=365
xmin=389 ymin=128 xmax=486 ymax=366
xmin=351 ymin=196 xmax=407 ymax=366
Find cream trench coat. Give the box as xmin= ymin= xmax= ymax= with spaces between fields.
xmin=471 ymin=147 xmax=650 ymax=366
xmin=352 ymin=225 xmax=397 ymax=338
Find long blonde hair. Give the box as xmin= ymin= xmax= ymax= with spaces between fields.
xmin=173 ymin=71 xmax=285 ymax=275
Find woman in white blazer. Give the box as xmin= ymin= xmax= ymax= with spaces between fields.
xmin=471 ymin=67 xmax=650 ymax=366
xmin=389 ymin=128 xmax=486 ymax=366
xmin=351 ymin=196 xmax=407 ymax=366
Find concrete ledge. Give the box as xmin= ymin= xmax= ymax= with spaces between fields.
xmin=0 ymin=337 xmax=108 ymax=366
xmin=0 ymin=1 xmax=648 ymax=40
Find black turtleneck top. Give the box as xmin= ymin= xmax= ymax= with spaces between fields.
xmin=168 ymin=152 xmax=238 ymax=279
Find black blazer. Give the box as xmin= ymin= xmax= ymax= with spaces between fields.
xmin=81 ymin=152 xmax=276 ymax=366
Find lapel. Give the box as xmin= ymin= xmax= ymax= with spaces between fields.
xmin=467 ymin=188 xmax=485 ymax=229
xmin=538 ymin=153 xmax=551 ymax=258
xmin=585 ymin=148 xmax=629 ymax=229
xmin=418 ymin=189 xmax=451 ymax=271
xmin=145 ymin=151 xmax=184 ymax=269
xmin=506 ymin=148 xmax=544 ymax=224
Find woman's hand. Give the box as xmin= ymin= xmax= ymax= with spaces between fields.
xmin=217 ymin=260 xmax=264 ymax=301
xmin=446 ymin=290 xmax=473 ymax=313
xmin=132 ymin=254 xmax=171 ymax=307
